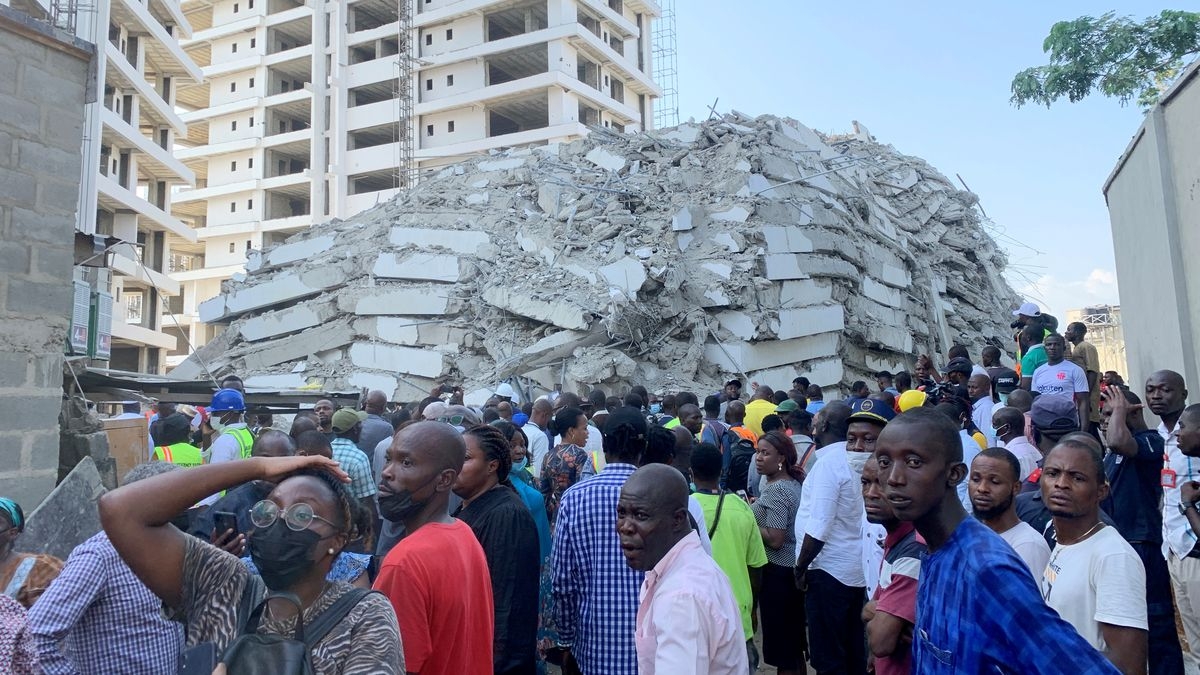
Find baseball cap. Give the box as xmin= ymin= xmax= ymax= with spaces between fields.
xmin=991 ymin=368 xmax=1019 ymax=394
xmin=943 ymin=357 xmax=973 ymax=376
xmin=1012 ymin=302 xmax=1042 ymax=318
xmin=775 ymin=399 xmax=799 ymax=414
xmin=1030 ymin=395 xmax=1079 ymax=432
xmin=897 ymin=390 xmax=928 ymax=412
xmin=725 ymin=379 xmax=742 ymax=388
xmin=848 ymin=398 xmax=896 ymax=426
xmin=422 ymin=401 xmax=448 ymax=420
xmin=331 ymin=409 xmax=367 ymax=433
xmin=603 ymin=406 xmax=648 ymax=440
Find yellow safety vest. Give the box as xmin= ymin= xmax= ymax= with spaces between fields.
xmin=154 ymin=442 xmax=204 ymax=468
xmin=227 ymin=427 xmax=256 ymax=459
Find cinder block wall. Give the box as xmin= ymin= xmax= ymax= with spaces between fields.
xmin=0 ymin=6 xmax=93 ymax=509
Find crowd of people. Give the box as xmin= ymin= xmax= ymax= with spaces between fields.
xmin=0 ymin=301 xmax=1195 ymax=675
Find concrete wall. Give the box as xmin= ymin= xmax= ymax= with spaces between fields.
xmin=1104 ymin=61 xmax=1200 ymax=395
xmin=0 ymin=6 xmax=94 ymax=508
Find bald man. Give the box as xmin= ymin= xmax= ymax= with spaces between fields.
xmin=524 ymin=399 xmax=553 ymax=479
xmin=375 ymin=422 xmax=495 ymax=675
xmin=288 ymin=414 xmax=318 ymax=441
xmin=358 ymin=390 xmax=395 ymax=456
xmin=968 ymin=373 xmax=995 ymax=446
xmin=618 ymin=465 xmax=746 ymax=674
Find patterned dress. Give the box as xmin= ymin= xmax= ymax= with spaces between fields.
xmin=539 ymin=443 xmax=589 ymax=531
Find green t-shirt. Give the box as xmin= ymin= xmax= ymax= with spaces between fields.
xmin=692 ymin=491 xmax=768 ymax=640
xmin=1020 ymin=344 xmax=1048 ymax=377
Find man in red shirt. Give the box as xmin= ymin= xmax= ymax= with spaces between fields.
xmin=860 ymin=457 xmax=925 ymax=675
xmin=374 ymin=421 xmax=494 ymax=674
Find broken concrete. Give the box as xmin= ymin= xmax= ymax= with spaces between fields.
xmin=182 ymin=113 xmax=1020 ymax=399
xmin=15 ymin=457 xmax=106 ymax=561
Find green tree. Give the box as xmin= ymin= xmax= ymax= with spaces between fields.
xmin=1011 ymin=10 xmax=1200 ymax=108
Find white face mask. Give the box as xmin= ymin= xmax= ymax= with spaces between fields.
xmin=847 ymin=451 xmax=870 ymax=476
xmin=210 ymin=416 xmax=225 ymax=433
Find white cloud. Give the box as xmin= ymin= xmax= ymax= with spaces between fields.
xmin=1011 ymin=267 xmax=1120 ymax=317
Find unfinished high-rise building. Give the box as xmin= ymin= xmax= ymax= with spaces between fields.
xmin=165 ymin=0 xmax=663 ymax=370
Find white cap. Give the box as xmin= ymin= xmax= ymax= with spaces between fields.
xmin=495 ymin=382 xmax=516 ymax=399
xmin=422 ymin=401 xmax=449 ymax=420
xmin=1012 ymin=301 xmax=1041 ymax=317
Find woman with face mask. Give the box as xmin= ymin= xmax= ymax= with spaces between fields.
xmin=99 ymin=454 xmax=403 ymax=674
xmin=0 ymin=498 xmax=63 ymax=609
xmin=492 ymin=421 xmax=552 ymax=563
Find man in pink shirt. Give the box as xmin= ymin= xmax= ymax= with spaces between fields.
xmin=618 ymin=464 xmax=747 ymax=675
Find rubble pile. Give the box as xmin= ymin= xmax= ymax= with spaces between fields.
xmin=176 ymin=112 xmax=1021 ymax=401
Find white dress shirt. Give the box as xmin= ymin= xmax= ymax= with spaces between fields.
xmin=794 ymin=442 xmax=866 ymax=587
xmin=1161 ymin=421 xmax=1200 ymax=559
xmin=524 ymin=420 xmax=550 ymax=479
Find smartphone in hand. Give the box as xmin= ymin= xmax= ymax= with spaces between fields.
xmin=213 ymin=511 xmax=239 ymax=537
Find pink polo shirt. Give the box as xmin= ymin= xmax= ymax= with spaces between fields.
xmin=635 ymin=531 xmax=748 ymax=675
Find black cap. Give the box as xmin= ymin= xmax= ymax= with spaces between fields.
xmin=725 ymin=379 xmax=742 ymax=388
xmin=992 ymin=368 xmax=1019 ymax=394
xmin=943 ymin=357 xmax=973 ymax=375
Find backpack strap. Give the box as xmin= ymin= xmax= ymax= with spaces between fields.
xmin=796 ymin=441 xmax=817 ymax=473
xmin=244 ymin=591 xmax=306 ymax=641
xmin=303 ymin=588 xmax=375 ymax=649
xmin=707 ymin=491 xmax=727 ymax=539
xmin=234 ymin=574 xmax=266 ymax=635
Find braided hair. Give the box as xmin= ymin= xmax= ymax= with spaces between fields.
xmin=464 ymin=424 xmax=513 ymax=483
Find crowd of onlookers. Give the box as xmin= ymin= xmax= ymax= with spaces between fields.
xmin=0 ymin=300 xmax=1193 ymax=675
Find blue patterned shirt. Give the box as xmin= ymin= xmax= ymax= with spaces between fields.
xmin=25 ymin=531 xmax=184 ymax=674
xmin=331 ymin=438 xmax=377 ymax=500
xmin=551 ymin=463 xmax=642 ymax=675
xmin=914 ymin=517 xmax=1120 ymax=674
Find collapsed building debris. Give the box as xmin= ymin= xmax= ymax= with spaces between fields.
xmin=175 ymin=112 xmax=1021 ymax=402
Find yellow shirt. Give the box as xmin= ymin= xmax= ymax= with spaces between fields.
xmin=744 ymin=399 xmax=777 ymax=437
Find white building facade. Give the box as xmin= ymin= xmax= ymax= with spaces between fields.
xmin=167 ymin=0 xmax=661 ymax=368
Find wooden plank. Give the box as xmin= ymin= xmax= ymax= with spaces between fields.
xmin=102 ymin=418 xmax=149 ymax=484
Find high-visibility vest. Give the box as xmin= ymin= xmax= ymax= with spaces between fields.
xmin=153 ymin=442 xmax=203 ymax=468
xmin=226 ymin=427 xmax=256 ymax=459
xmin=590 ymin=450 xmax=607 ymax=474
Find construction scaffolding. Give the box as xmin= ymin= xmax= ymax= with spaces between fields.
xmin=1068 ymin=304 xmax=1128 ymax=376
xmin=651 ymin=0 xmax=678 ymax=129
xmin=392 ymin=0 xmax=415 ymax=188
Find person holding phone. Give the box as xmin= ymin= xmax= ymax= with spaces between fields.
xmin=99 ymin=454 xmax=403 ymax=674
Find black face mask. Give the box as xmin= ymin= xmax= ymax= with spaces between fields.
xmin=248 ymin=521 xmax=322 ymax=590
xmin=378 ymin=474 xmax=439 ymax=523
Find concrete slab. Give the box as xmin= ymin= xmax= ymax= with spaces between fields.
xmin=477 ymin=157 xmax=525 ymax=172
xmin=213 ymin=266 xmax=350 ymax=321
xmin=716 ymin=310 xmax=756 ymax=340
xmin=599 ymin=256 xmax=647 ymax=294
xmin=711 ymin=233 xmax=742 ymax=252
xmin=243 ymin=374 xmax=309 ymax=389
xmin=779 ymin=279 xmax=834 ymax=307
xmin=15 ymin=457 xmax=105 ymax=561
xmin=704 ymin=332 xmax=840 ymax=372
xmin=349 ymin=288 xmax=453 ymax=316
xmin=764 ymin=254 xmax=858 ymax=281
xmin=239 ymin=321 xmax=354 ymax=372
xmin=702 ymin=262 xmax=733 ymax=280
xmin=710 ymin=205 xmax=751 ymax=223
xmin=862 ymin=277 xmax=905 ymax=308
xmin=348 ymin=342 xmax=445 ymax=378
xmin=482 ymin=286 xmax=590 ymax=330
xmin=762 ymin=226 xmax=815 ymax=254
xmin=585 ymin=147 xmax=626 ymax=172
xmin=262 ymin=234 xmax=337 ymax=270
xmin=239 ymin=300 xmax=338 ymax=342
xmin=671 ymin=206 xmax=695 ymax=231
xmin=372 ymin=252 xmax=462 ymax=282
xmin=775 ymin=304 xmax=845 ymax=340
xmin=389 ymin=226 xmax=490 ymax=255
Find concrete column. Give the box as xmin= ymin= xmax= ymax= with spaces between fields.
xmin=547 ymin=0 xmax=576 ymax=27
xmin=309 ymin=0 xmax=328 ymax=220
xmin=547 ymin=38 xmax=575 ymax=77
xmin=548 ymin=87 xmax=576 ymax=126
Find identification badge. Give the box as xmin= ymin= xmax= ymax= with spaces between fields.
xmin=1163 ymin=468 xmax=1178 ymax=488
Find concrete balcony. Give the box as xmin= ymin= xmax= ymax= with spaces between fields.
xmin=172 ymin=177 xmax=258 ymax=203
xmin=414 ymin=121 xmax=588 ymax=161
xmin=97 ymin=173 xmax=198 ymax=241
xmin=346 ymin=21 xmax=401 ymax=47
xmin=112 ymin=320 xmax=179 ymax=351
xmin=264 ymin=5 xmax=312 ymax=27
xmin=100 ymin=107 xmax=196 ymax=184
xmin=261 ymin=171 xmax=309 ymax=191
xmin=578 ymin=0 xmax=639 ymax=37
xmin=175 ymin=136 xmax=261 ymax=161
xmin=111 ymin=0 xmax=203 ymax=80
xmin=202 ymin=53 xmax=262 ymax=79
xmin=414 ymin=70 xmax=640 ymax=123
xmin=179 ymin=97 xmax=261 ymax=124
xmin=261 ymin=214 xmax=311 ymax=232
xmin=569 ymin=24 xmax=659 ymax=96
xmin=262 ymin=128 xmax=311 ymax=149
xmin=344 ymin=57 xmax=397 ymax=89
xmin=169 ymin=263 xmax=244 ymax=279
xmin=186 ymin=14 xmax=261 ymax=43
xmin=263 ymin=44 xmax=311 ymax=69
xmin=109 ymin=252 xmax=182 ymax=296
xmin=104 ymin=42 xmax=188 ymax=134
xmin=346 ymin=97 xmax=398 ymax=131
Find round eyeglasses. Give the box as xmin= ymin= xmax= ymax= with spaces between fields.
xmin=250 ymin=500 xmax=339 ymax=532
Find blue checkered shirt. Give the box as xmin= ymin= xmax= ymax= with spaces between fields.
xmin=25 ymin=531 xmax=184 ymax=674
xmin=914 ymin=517 xmax=1120 ymax=674
xmin=332 ymin=438 xmax=378 ymax=500
xmin=551 ymin=463 xmax=642 ymax=675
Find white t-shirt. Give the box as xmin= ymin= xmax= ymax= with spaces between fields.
xmin=523 ymin=421 xmax=550 ymax=479
xmin=1041 ymin=526 xmax=1148 ymax=652
xmin=1031 ymin=360 xmax=1089 ymax=400
xmin=998 ymin=520 xmax=1051 ymax=579
xmin=957 ymin=431 xmax=981 ymax=513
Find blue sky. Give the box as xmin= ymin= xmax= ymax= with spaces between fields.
xmin=674 ymin=1 xmax=1160 ymax=316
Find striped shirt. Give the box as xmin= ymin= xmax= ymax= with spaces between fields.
xmin=551 ymin=463 xmax=642 ymax=675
